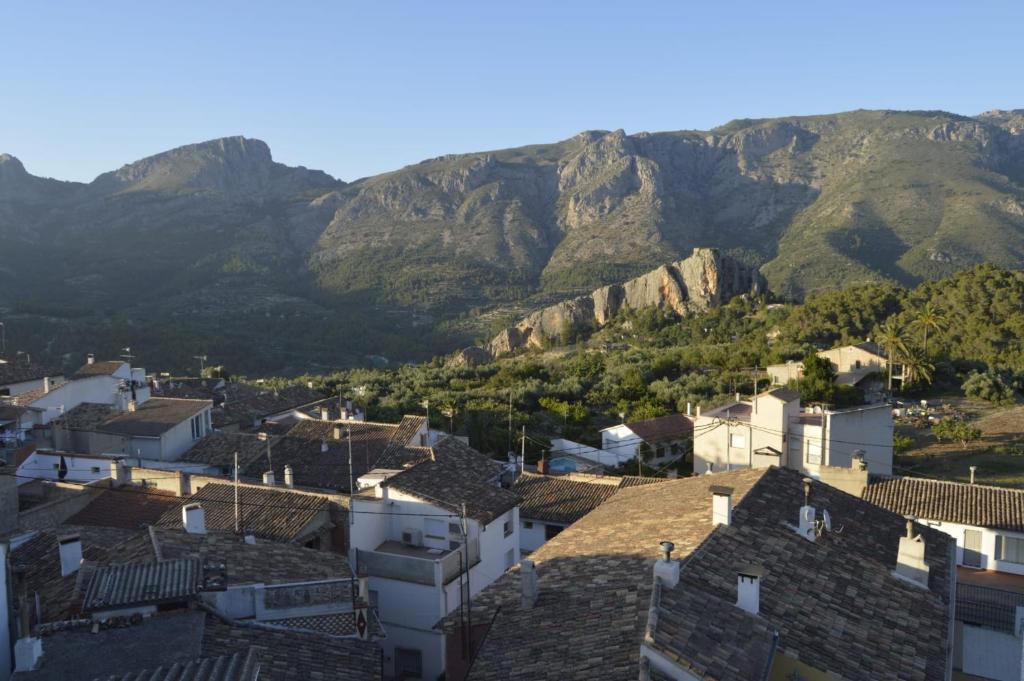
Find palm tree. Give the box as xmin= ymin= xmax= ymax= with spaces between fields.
xmin=913 ymin=301 xmax=947 ymax=355
xmin=875 ymin=319 xmax=909 ymax=392
xmin=902 ymin=349 xmax=935 ymax=387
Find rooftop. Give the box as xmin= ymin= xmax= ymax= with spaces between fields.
xmin=72 ymin=360 xmax=127 ymax=379
xmin=0 ymin=360 xmax=61 ymax=386
xmin=622 ymin=413 xmax=693 ymax=443
xmin=458 ymin=467 xmax=953 ymax=681
xmin=214 ymin=383 xmax=327 ymax=429
xmin=49 ymin=402 xmax=115 ymax=431
xmin=81 ymin=557 xmax=204 ymax=612
xmin=513 ymin=472 xmax=620 ymax=525
xmin=179 ymin=431 xmax=277 ymax=470
xmin=66 ymin=485 xmax=180 ymax=530
xmin=97 ymin=397 xmax=211 ymax=437
xmin=864 ymin=475 xmax=1024 ymax=532
xmin=156 ymin=483 xmax=331 ymax=543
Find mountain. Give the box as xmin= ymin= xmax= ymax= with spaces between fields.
xmin=2 ymin=109 xmax=1024 ymax=374
xmin=484 ymin=248 xmax=766 ymax=357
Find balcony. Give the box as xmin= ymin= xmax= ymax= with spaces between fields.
xmin=957 ymin=581 xmax=1024 ymax=633
xmin=356 ymin=539 xmax=481 ymax=587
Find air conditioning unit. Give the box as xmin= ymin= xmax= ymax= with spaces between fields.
xmin=401 ymin=529 xmax=423 ymax=546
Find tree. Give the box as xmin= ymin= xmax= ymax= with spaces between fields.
xmin=932 ymin=418 xmax=982 ymax=448
xmin=893 ymin=433 xmax=914 ymax=455
xmin=875 ymin=319 xmax=909 ymax=391
xmin=962 ymin=370 xmax=1016 ymax=404
xmin=912 ymin=301 xmax=946 ymax=355
xmin=901 ymin=349 xmax=935 ymax=388
xmin=798 ymin=353 xmax=837 ymax=404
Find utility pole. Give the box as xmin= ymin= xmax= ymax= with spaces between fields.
xmin=507 ymin=391 xmax=513 ymax=456
xmin=194 ymin=355 xmax=208 ymax=375
xmin=461 ymin=502 xmax=472 ymax=658
xmin=347 ymin=427 xmax=355 ymax=526
xmin=233 ymin=451 xmax=240 ymax=534
xmin=258 ymin=431 xmax=272 ymax=473
xmin=520 ymin=425 xmax=526 ymax=473
xmin=0 ymin=321 xmax=6 ymax=358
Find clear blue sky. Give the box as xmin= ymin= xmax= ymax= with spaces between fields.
xmin=3 ymin=1 xmax=1022 ymax=183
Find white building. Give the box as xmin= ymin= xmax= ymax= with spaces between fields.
xmin=598 ymin=414 xmax=693 ymax=467
xmin=767 ymin=341 xmax=905 ymax=393
xmin=349 ymin=437 xmax=519 ymax=680
xmin=514 ymin=472 xmax=620 ymax=554
xmin=0 ymin=360 xmax=63 ymax=398
xmin=691 ymin=387 xmax=894 ymax=477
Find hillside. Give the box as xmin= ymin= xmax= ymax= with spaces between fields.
xmin=2 ymin=109 xmax=1024 ymax=373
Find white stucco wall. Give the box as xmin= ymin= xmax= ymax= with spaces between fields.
xmin=823 ymin=404 xmax=893 ymax=475
xmin=961 ymin=624 xmax=1021 ymax=681
xmin=600 ymin=425 xmax=641 ymax=461
xmin=0 ymin=542 xmax=11 ymax=681
xmin=28 ymin=376 xmax=124 ymax=425
xmin=17 ymin=450 xmax=115 ymax=485
xmin=921 ymin=518 xmax=1024 ymax=575
xmin=551 ymin=438 xmax=630 ymax=468
xmin=520 ymin=519 xmax=565 ymax=554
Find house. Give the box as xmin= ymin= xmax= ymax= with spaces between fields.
xmin=0 ymin=360 xmax=63 ymax=398
xmin=514 ymin=472 xmax=620 ymax=554
xmin=4 ymin=517 xmax=383 ymax=681
xmin=264 ymin=414 xmax=428 ymax=492
xmin=544 ymin=451 xmax=606 ymax=474
xmin=447 ymin=466 xmax=955 ymax=681
xmin=767 ymin=341 xmax=906 ymax=393
xmin=350 ymin=436 xmax=519 ymax=681
xmin=692 ymin=387 xmax=894 ymax=476
xmin=599 ymin=413 xmax=692 ymax=467
xmin=864 ymin=475 xmax=1024 ymax=680
xmin=50 ymin=396 xmax=213 ymax=462
xmin=177 ymin=430 xmax=276 ymax=475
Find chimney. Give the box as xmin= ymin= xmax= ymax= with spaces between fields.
xmin=653 ymin=541 xmax=680 ymax=588
xmin=797 ymin=478 xmax=816 ymax=541
xmin=182 ymin=503 xmax=206 ymax=534
xmin=735 ymin=392 xmax=741 ymax=403
xmin=894 ymin=517 xmax=930 ymax=588
xmin=695 ymin=405 xmax=701 ymax=419
xmin=736 ymin=565 xmax=764 ymax=615
xmin=320 ymin=405 xmax=330 ymax=421
xmin=536 ymin=457 xmax=548 ymax=475
xmin=86 ymin=353 xmax=95 ymax=365
xmin=852 ymin=452 xmax=867 ymax=471
xmin=320 ymin=440 xmax=329 ymax=453
xmin=711 ymin=486 xmax=733 ymax=526
xmin=43 ymin=376 xmax=50 ymax=394
xmin=109 ymin=459 xmax=125 ymax=487
xmin=14 ymin=636 xmax=43 ymax=673
xmin=127 ymin=400 xmax=137 ymax=413
xmin=686 ymin=402 xmax=692 ymax=416
xmin=283 ymin=465 xmax=294 ymax=488
xmin=520 ymin=559 xmax=539 ymax=609
xmin=332 ymin=425 xmax=343 ymax=440
xmin=57 ymin=534 xmax=82 ymax=576
xmin=175 ymin=470 xmax=190 ymax=497
xmin=969 ymin=466 xmax=977 ymax=485
xmin=243 ymin=532 xmax=256 ymax=545
xmin=262 ymin=470 xmax=275 ymax=486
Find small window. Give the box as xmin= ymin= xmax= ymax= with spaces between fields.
xmin=52 ymin=463 xmax=60 ymax=470
xmin=523 ymin=521 xmax=534 ymax=529
xmin=806 ymin=441 xmax=822 ymax=465
xmin=729 ymin=433 xmax=746 ymax=449
xmin=544 ymin=524 xmax=563 ymax=540
xmin=90 ymin=466 xmax=101 ymax=474
xmin=503 ymin=519 xmax=513 ymax=537
xmin=1000 ymin=536 xmax=1024 ymax=564
xmin=449 ymin=540 xmax=462 ymax=551
xmin=394 ymin=648 xmax=422 ymax=679
xmin=448 ymin=522 xmax=461 ymax=535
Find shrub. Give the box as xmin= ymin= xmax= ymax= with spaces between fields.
xmin=932 ymin=418 xmax=982 ymax=447
xmin=962 ymin=370 xmax=1015 ymax=404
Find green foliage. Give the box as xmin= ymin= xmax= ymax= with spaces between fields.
xmin=893 ymin=433 xmax=914 ymax=455
xmin=962 ymin=370 xmax=1016 ymax=404
xmin=798 ymin=353 xmax=838 ymax=404
xmin=932 ymin=419 xmax=983 ymax=447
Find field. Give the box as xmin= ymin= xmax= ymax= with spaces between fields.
xmin=895 ymin=396 xmax=1024 ymax=487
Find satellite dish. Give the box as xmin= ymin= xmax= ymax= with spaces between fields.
xmin=823 ymin=509 xmax=832 ymax=532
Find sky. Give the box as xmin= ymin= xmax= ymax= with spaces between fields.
xmin=2 ymin=1 xmax=1023 ymax=183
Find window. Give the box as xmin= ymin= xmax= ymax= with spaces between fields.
xmin=90 ymin=466 xmax=101 ymax=474
xmin=999 ymin=536 xmax=1024 ymax=564
xmin=544 ymin=524 xmax=563 ymax=540
xmin=505 ymin=548 xmax=515 ymax=570
xmin=962 ymin=529 xmax=982 ymax=568
xmin=449 ymin=540 xmax=462 ymax=551
xmin=448 ymin=522 xmax=461 ymax=535
xmin=523 ymin=521 xmax=534 ymax=529
xmin=394 ymin=648 xmax=422 ymax=680
xmin=805 ymin=441 xmax=822 ymax=465
xmin=729 ymin=433 xmax=746 ymax=449
xmin=503 ymin=519 xmax=513 ymax=537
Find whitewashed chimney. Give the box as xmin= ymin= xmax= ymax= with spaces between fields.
xmin=736 ymin=566 xmax=764 ymax=615
xmin=686 ymin=402 xmax=692 ymax=416
xmin=653 ymin=541 xmax=680 ymax=588
xmin=127 ymin=400 xmax=137 ymax=413
xmin=109 ymin=459 xmax=125 ymax=487
xmin=320 ymin=440 xmax=329 ymax=453
xmin=520 ymin=559 xmax=539 ymax=609
xmin=43 ymin=376 xmax=50 ymax=394
xmin=695 ymin=405 xmax=701 ymax=419
xmin=969 ymin=466 xmax=977 ymax=485
xmin=182 ymin=503 xmax=206 ymax=534
xmin=332 ymin=425 xmax=343 ymax=440
xmin=14 ymin=636 xmax=43 ymax=672
xmin=320 ymin=405 xmax=330 ymax=421
xmin=711 ymin=486 xmax=733 ymax=526
xmin=86 ymin=354 xmax=95 ymax=365
xmin=283 ymin=465 xmax=294 ymax=488
xmin=262 ymin=470 xmax=275 ymax=486
xmin=894 ymin=517 xmax=930 ymax=588
xmin=57 ymin=534 xmax=82 ymax=576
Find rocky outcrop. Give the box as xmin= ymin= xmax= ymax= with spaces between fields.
xmin=486 ymin=248 xmax=766 ymax=357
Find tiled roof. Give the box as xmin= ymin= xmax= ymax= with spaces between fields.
xmin=214 ymin=383 xmax=327 ymax=429
xmin=150 ymin=528 xmax=354 ymax=587
xmin=763 ymin=386 xmax=800 ymax=402
xmin=93 ymin=648 xmax=263 ymax=681
xmin=459 ymin=467 xmax=953 ymax=681
xmin=263 ymin=419 xmax=406 ymax=491
xmin=513 ymin=473 xmax=619 ymax=524
xmin=98 ymin=398 xmax=210 ymax=437
xmin=156 ymin=483 xmax=330 ymax=542
xmin=623 ymin=413 xmax=693 ymax=444
xmin=82 ymin=557 xmax=203 ymax=612
xmin=5 ymin=381 xmax=68 ymax=407
xmin=72 ymin=360 xmax=127 ymax=379
xmin=616 ymin=475 xmax=667 ymax=489
xmin=383 ymin=437 xmax=513 ymax=525
xmin=202 ymin=613 xmax=382 ymax=681
xmin=49 ymin=402 xmax=115 ymax=430
xmin=66 ymin=486 xmax=180 ymax=530
xmin=180 ymin=431 xmax=275 ymax=471
xmin=0 ymin=361 xmax=60 ymax=386
xmin=864 ymin=475 xmax=1024 ymax=532
xmin=0 ymin=403 xmax=27 ymax=422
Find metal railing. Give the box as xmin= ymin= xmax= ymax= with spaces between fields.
xmin=957 ymin=582 xmax=1024 ymax=633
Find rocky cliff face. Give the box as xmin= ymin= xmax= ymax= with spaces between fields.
xmin=485 ymin=248 xmax=766 ymax=356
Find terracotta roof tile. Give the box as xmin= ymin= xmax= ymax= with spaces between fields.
xmin=66 ymin=486 xmax=180 ymax=530
xmin=623 ymin=413 xmax=693 ymax=444
xmin=864 ymin=475 xmax=1024 ymax=532
xmin=513 ymin=473 xmax=619 ymax=525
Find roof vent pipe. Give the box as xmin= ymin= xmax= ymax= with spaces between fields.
xmin=798 ymin=478 xmax=816 ymax=542
xmin=969 ymin=466 xmax=977 ymax=485
xmin=332 ymin=425 xmax=343 ymax=440
xmin=653 ymin=541 xmax=680 ymax=588
xmin=520 ymin=559 xmax=539 ymax=609
xmin=86 ymin=354 xmax=95 ymax=365
xmin=283 ymin=465 xmax=294 ymax=488
xmin=894 ymin=516 xmax=930 ymax=588
xmin=320 ymin=406 xmax=330 ymax=421
xmin=262 ymin=470 xmax=275 ymax=486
